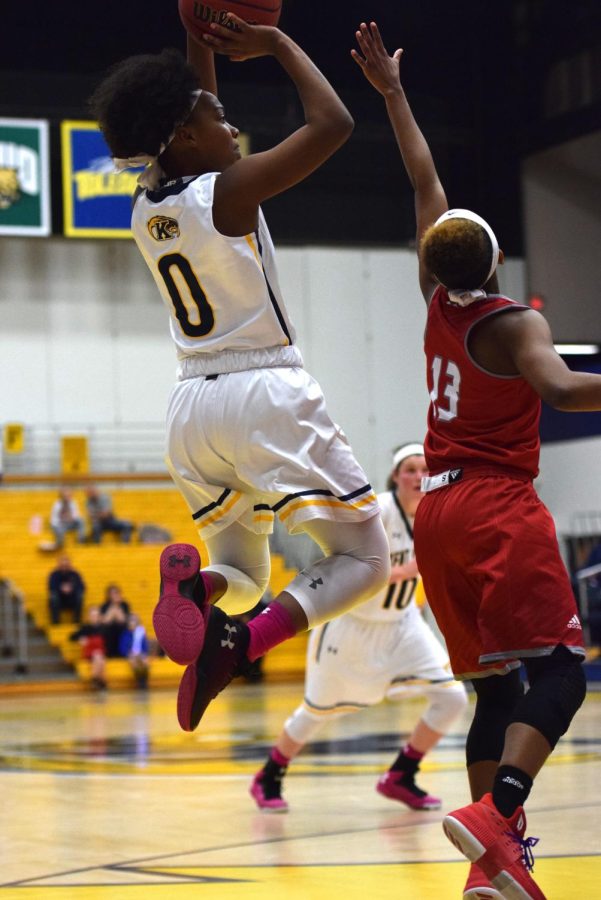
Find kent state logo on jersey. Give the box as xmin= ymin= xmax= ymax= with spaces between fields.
xmin=148 ymin=215 xmax=180 ymax=241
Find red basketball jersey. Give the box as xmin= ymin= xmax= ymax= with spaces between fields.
xmin=424 ymin=286 xmax=541 ymax=478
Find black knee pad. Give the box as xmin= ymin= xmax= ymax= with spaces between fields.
xmin=466 ymin=669 xmax=524 ymax=766
xmin=516 ymin=645 xmax=587 ymax=749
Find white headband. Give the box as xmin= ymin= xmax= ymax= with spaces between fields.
xmin=392 ymin=443 xmax=425 ymax=471
xmin=112 ymin=89 xmax=203 ymax=190
xmin=434 ymin=208 xmax=500 ymax=306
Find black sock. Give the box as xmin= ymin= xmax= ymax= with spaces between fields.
xmin=492 ymin=765 xmax=533 ymax=818
xmin=390 ymin=748 xmax=421 ymax=777
xmin=259 ymin=754 xmax=287 ymax=799
xmin=262 ymin=754 xmax=287 ymax=782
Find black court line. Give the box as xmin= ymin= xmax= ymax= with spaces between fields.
xmin=3 ymin=801 xmax=601 ymax=888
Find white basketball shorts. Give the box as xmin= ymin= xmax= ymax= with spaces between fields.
xmin=302 ymin=603 xmax=456 ymax=715
xmin=165 ymin=366 xmax=379 ymax=539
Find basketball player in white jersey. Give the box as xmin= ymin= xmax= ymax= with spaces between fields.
xmin=251 ymin=444 xmax=467 ymax=811
xmin=90 ymin=16 xmax=390 ymax=731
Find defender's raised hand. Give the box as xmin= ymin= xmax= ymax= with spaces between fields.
xmin=351 ymin=22 xmax=403 ymax=95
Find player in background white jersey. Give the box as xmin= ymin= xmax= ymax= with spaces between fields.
xmin=251 ymin=444 xmax=467 ymax=812
xmin=90 ymin=16 xmax=389 ymax=732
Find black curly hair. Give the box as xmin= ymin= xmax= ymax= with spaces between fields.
xmin=420 ymin=218 xmax=494 ymax=290
xmin=89 ymin=49 xmax=199 ymax=159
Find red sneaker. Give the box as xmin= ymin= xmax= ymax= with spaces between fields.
xmin=250 ymin=771 xmax=289 ymax=813
xmin=463 ymin=863 xmax=502 ymax=899
xmin=443 ymin=793 xmax=545 ymax=899
xmin=376 ymin=770 xmax=441 ymax=810
xmin=153 ymin=543 xmax=207 ymax=665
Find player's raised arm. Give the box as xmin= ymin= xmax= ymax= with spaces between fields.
xmin=202 ymin=15 xmax=354 ymax=232
xmin=187 ymin=32 xmax=218 ymax=95
xmin=352 ymin=22 xmax=447 ymax=303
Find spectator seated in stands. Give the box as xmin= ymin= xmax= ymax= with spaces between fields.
xmin=100 ymin=583 xmax=130 ymax=657
xmin=69 ymin=605 xmax=107 ymax=690
xmin=86 ymin=487 xmax=134 ymax=544
xmin=49 ymin=489 xmax=86 ymax=549
xmin=119 ymin=613 xmax=150 ymax=689
xmin=48 ymin=554 xmax=85 ymax=624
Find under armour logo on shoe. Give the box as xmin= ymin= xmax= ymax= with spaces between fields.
xmin=309 ymin=577 xmax=323 ymax=590
xmin=221 ymin=623 xmax=238 ymax=649
xmin=168 ymin=553 xmax=192 ymax=568
xmin=566 ymin=614 xmax=581 ymax=629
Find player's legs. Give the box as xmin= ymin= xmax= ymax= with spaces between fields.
xmin=448 ymin=644 xmax=584 ymax=899
xmin=250 ymin=704 xmax=328 ymax=812
xmin=160 ymin=366 xmax=389 ymax=730
xmin=381 ymin=617 xmax=468 ymax=809
xmin=381 ymin=680 xmax=468 ymax=809
xmin=466 ymin=669 xmax=524 ymax=802
xmin=251 ymin=614 xmax=390 ymax=811
xmin=237 ymin=514 xmax=391 ymax=670
xmin=492 ymin=644 xmax=586 ymax=813
xmin=172 ymin=515 xmax=389 ymax=732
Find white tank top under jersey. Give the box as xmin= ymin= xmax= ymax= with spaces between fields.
xmin=349 ymin=490 xmax=418 ymax=623
xmin=131 ymin=172 xmax=303 ymax=378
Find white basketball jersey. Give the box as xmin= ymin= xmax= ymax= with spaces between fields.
xmin=349 ymin=490 xmax=418 ymax=623
xmin=131 ymin=173 xmax=298 ymax=367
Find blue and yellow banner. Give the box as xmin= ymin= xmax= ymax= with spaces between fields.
xmin=61 ymin=120 xmax=143 ymax=238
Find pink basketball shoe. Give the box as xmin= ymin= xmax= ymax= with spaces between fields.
xmin=376 ymin=770 xmax=442 ymax=810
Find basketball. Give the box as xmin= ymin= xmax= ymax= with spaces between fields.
xmin=178 ymin=1 xmax=282 ymax=40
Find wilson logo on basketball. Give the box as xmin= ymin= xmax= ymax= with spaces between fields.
xmin=186 ymin=2 xmax=281 ymax=31
xmin=148 ymin=215 xmax=180 ymax=241
xmin=192 ymin=3 xmax=242 ymax=29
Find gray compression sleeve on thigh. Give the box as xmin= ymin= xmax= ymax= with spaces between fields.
xmin=283 ymin=515 xmax=391 ymax=628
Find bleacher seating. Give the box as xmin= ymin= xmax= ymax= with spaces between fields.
xmin=0 ymin=485 xmax=307 ymax=689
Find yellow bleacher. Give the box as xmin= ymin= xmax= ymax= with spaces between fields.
xmin=0 ymin=486 xmax=307 ymax=689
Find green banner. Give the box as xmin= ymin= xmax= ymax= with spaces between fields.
xmin=0 ymin=118 xmax=50 ymax=235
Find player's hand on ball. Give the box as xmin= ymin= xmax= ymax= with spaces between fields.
xmin=202 ymin=13 xmax=279 ymax=61
xmin=351 ymin=22 xmax=403 ymax=96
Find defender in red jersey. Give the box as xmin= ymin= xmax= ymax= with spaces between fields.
xmin=353 ymin=21 xmax=601 ymax=899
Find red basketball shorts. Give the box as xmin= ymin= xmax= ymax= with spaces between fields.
xmin=414 ymin=474 xmax=585 ymax=679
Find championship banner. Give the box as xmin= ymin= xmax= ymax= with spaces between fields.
xmin=0 ymin=118 xmax=50 ymax=236
xmin=61 ymin=120 xmax=143 ymax=238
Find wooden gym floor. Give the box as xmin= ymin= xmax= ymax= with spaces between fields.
xmin=0 ymin=681 xmax=599 ymax=899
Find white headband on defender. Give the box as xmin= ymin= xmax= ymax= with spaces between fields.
xmin=392 ymin=443 xmax=425 ymax=471
xmin=434 ymin=208 xmax=500 ymax=306
xmin=113 ymin=89 xmax=203 ymax=190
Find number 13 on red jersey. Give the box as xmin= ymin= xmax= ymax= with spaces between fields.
xmin=430 ymin=355 xmax=461 ymax=421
